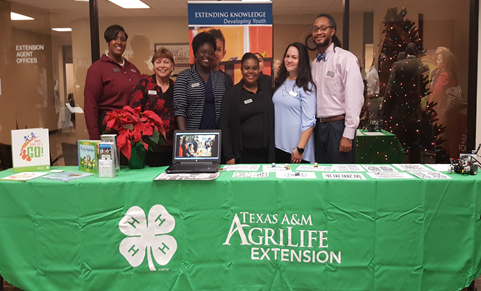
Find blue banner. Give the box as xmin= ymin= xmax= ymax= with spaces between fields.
xmin=188 ymin=2 xmax=273 ymax=26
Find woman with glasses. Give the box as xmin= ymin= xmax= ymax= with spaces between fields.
xmin=221 ymin=53 xmax=275 ymax=164
xmin=273 ymin=42 xmax=316 ymax=164
xmin=84 ymin=24 xmax=141 ymax=140
xmin=173 ymin=32 xmax=231 ymax=130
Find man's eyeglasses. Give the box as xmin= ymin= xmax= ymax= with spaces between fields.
xmin=311 ymin=26 xmax=332 ymax=34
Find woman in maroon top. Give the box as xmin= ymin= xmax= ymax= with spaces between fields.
xmin=84 ymin=25 xmax=141 ymax=140
xmin=130 ymin=48 xmax=177 ymax=166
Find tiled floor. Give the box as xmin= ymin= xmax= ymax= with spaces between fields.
xmin=2 ymin=280 xmax=21 ymax=291
xmin=2 ymin=277 xmax=481 ymax=290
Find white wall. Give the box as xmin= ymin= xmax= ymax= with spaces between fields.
xmin=478 ymin=2 xmax=481 ymax=150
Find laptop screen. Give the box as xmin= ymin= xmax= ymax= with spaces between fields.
xmin=172 ymin=130 xmax=221 ymax=162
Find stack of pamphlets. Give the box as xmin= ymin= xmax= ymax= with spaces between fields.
xmin=42 ymin=171 xmax=93 ymax=182
xmin=1 ymin=172 xmax=48 ymax=181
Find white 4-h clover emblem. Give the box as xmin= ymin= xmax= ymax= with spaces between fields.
xmin=119 ymin=205 xmax=177 ymax=271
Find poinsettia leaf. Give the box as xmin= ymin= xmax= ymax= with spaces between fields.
xmin=117 ymin=131 xmax=128 ymax=149
xmin=142 ymin=110 xmax=163 ymax=126
xmin=149 ymin=130 xmax=160 ymax=144
xmin=143 ymin=125 xmax=153 ymax=137
xmin=106 ymin=118 xmax=118 ymax=130
xmin=124 ymin=124 xmax=134 ymax=131
xmin=141 ymin=141 xmax=149 ymax=151
xmin=151 ymin=131 xmax=164 ymax=146
xmin=120 ymin=138 xmax=131 ymax=160
xmin=132 ymin=130 xmax=142 ymax=143
xmin=158 ymin=138 xmax=166 ymax=146
xmin=103 ymin=110 xmax=120 ymax=126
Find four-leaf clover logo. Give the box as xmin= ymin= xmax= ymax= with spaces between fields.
xmin=119 ymin=204 xmax=177 ymax=271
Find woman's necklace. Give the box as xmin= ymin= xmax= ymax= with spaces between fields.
xmin=106 ymin=53 xmax=125 ymax=66
xmin=283 ymin=80 xmax=297 ymax=97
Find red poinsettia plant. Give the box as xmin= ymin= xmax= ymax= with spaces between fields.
xmin=103 ymin=105 xmax=166 ymax=160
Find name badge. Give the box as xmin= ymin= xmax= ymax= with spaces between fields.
xmin=112 ymin=68 xmax=120 ymax=73
xmin=148 ymin=90 xmax=157 ymax=95
xmin=244 ymin=99 xmax=253 ymax=104
xmin=289 ymin=90 xmax=298 ymax=97
xmin=191 ymin=83 xmax=200 ymax=88
xmin=327 ymin=71 xmax=334 ymax=77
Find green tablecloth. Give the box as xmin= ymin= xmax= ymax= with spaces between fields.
xmin=0 ymin=166 xmax=480 ymax=291
xmin=356 ymin=129 xmax=404 ymax=164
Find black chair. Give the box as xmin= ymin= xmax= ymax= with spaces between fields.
xmin=468 ymin=281 xmax=477 ymax=291
xmin=62 ymin=142 xmax=78 ymax=166
xmin=51 ymin=142 xmax=78 ymax=166
xmin=0 ymin=143 xmax=13 ymax=170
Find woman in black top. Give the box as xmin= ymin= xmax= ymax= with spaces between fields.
xmin=220 ymin=53 xmax=275 ymax=164
xmin=130 ymin=48 xmax=176 ymax=166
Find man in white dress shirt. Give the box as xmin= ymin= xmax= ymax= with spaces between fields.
xmin=310 ymin=14 xmax=364 ymax=164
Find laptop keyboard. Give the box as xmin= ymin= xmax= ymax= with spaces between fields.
xmin=170 ymin=163 xmax=219 ymax=170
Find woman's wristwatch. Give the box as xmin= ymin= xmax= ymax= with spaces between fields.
xmin=297 ymin=147 xmax=304 ymax=154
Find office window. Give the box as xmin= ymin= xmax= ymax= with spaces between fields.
xmin=352 ymin=0 xmax=470 ymax=163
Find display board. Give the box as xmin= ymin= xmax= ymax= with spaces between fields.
xmin=11 ymin=128 xmax=50 ymax=172
xmin=188 ymin=1 xmax=273 ymax=84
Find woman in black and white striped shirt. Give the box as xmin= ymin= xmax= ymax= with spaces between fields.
xmin=173 ymin=32 xmax=231 ymax=130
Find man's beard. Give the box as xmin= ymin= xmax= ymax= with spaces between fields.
xmin=316 ymin=35 xmax=331 ymax=48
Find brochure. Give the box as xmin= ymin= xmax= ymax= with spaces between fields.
xmin=276 ymin=172 xmax=317 ymax=179
xmin=11 ymin=128 xmax=50 ymax=172
xmin=77 ymin=140 xmax=100 ymax=174
xmin=296 ymin=165 xmax=334 ymax=172
xmin=42 ymin=171 xmax=93 ymax=182
xmin=409 ymin=171 xmax=452 ymax=179
xmin=362 ymin=165 xmax=398 ymax=173
xmin=332 ymin=164 xmax=365 ymax=172
xmin=232 ymin=172 xmax=269 ymax=178
xmin=222 ymin=165 xmax=260 ymax=171
xmin=98 ymin=142 xmax=116 ymax=178
xmin=1 ymin=172 xmax=48 ymax=182
xmin=367 ymin=172 xmax=414 ymax=179
xmin=322 ymin=173 xmax=366 ymax=180
xmin=154 ymin=172 xmax=220 ymax=181
xmin=100 ymin=134 xmax=120 ymax=175
xmin=393 ymin=164 xmax=433 ymax=172
xmin=262 ymin=165 xmax=291 ymax=172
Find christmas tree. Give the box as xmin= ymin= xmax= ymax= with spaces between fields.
xmin=378 ymin=7 xmax=447 ymax=163
xmin=378 ymin=7 xmax=421 ymax=90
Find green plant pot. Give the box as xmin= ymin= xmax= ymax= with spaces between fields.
xmin=129 ymin=143 xmax=146 ymax=169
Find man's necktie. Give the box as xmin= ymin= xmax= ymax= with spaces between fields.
xmin=316 ymin=52 xmax=326 ymax=62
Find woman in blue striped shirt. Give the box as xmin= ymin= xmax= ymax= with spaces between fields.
xmin=173 ymin=32 xmax=231 ymax=130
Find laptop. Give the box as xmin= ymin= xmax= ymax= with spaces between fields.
xmin=165 ymin=130 xmax=221 ymax=173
